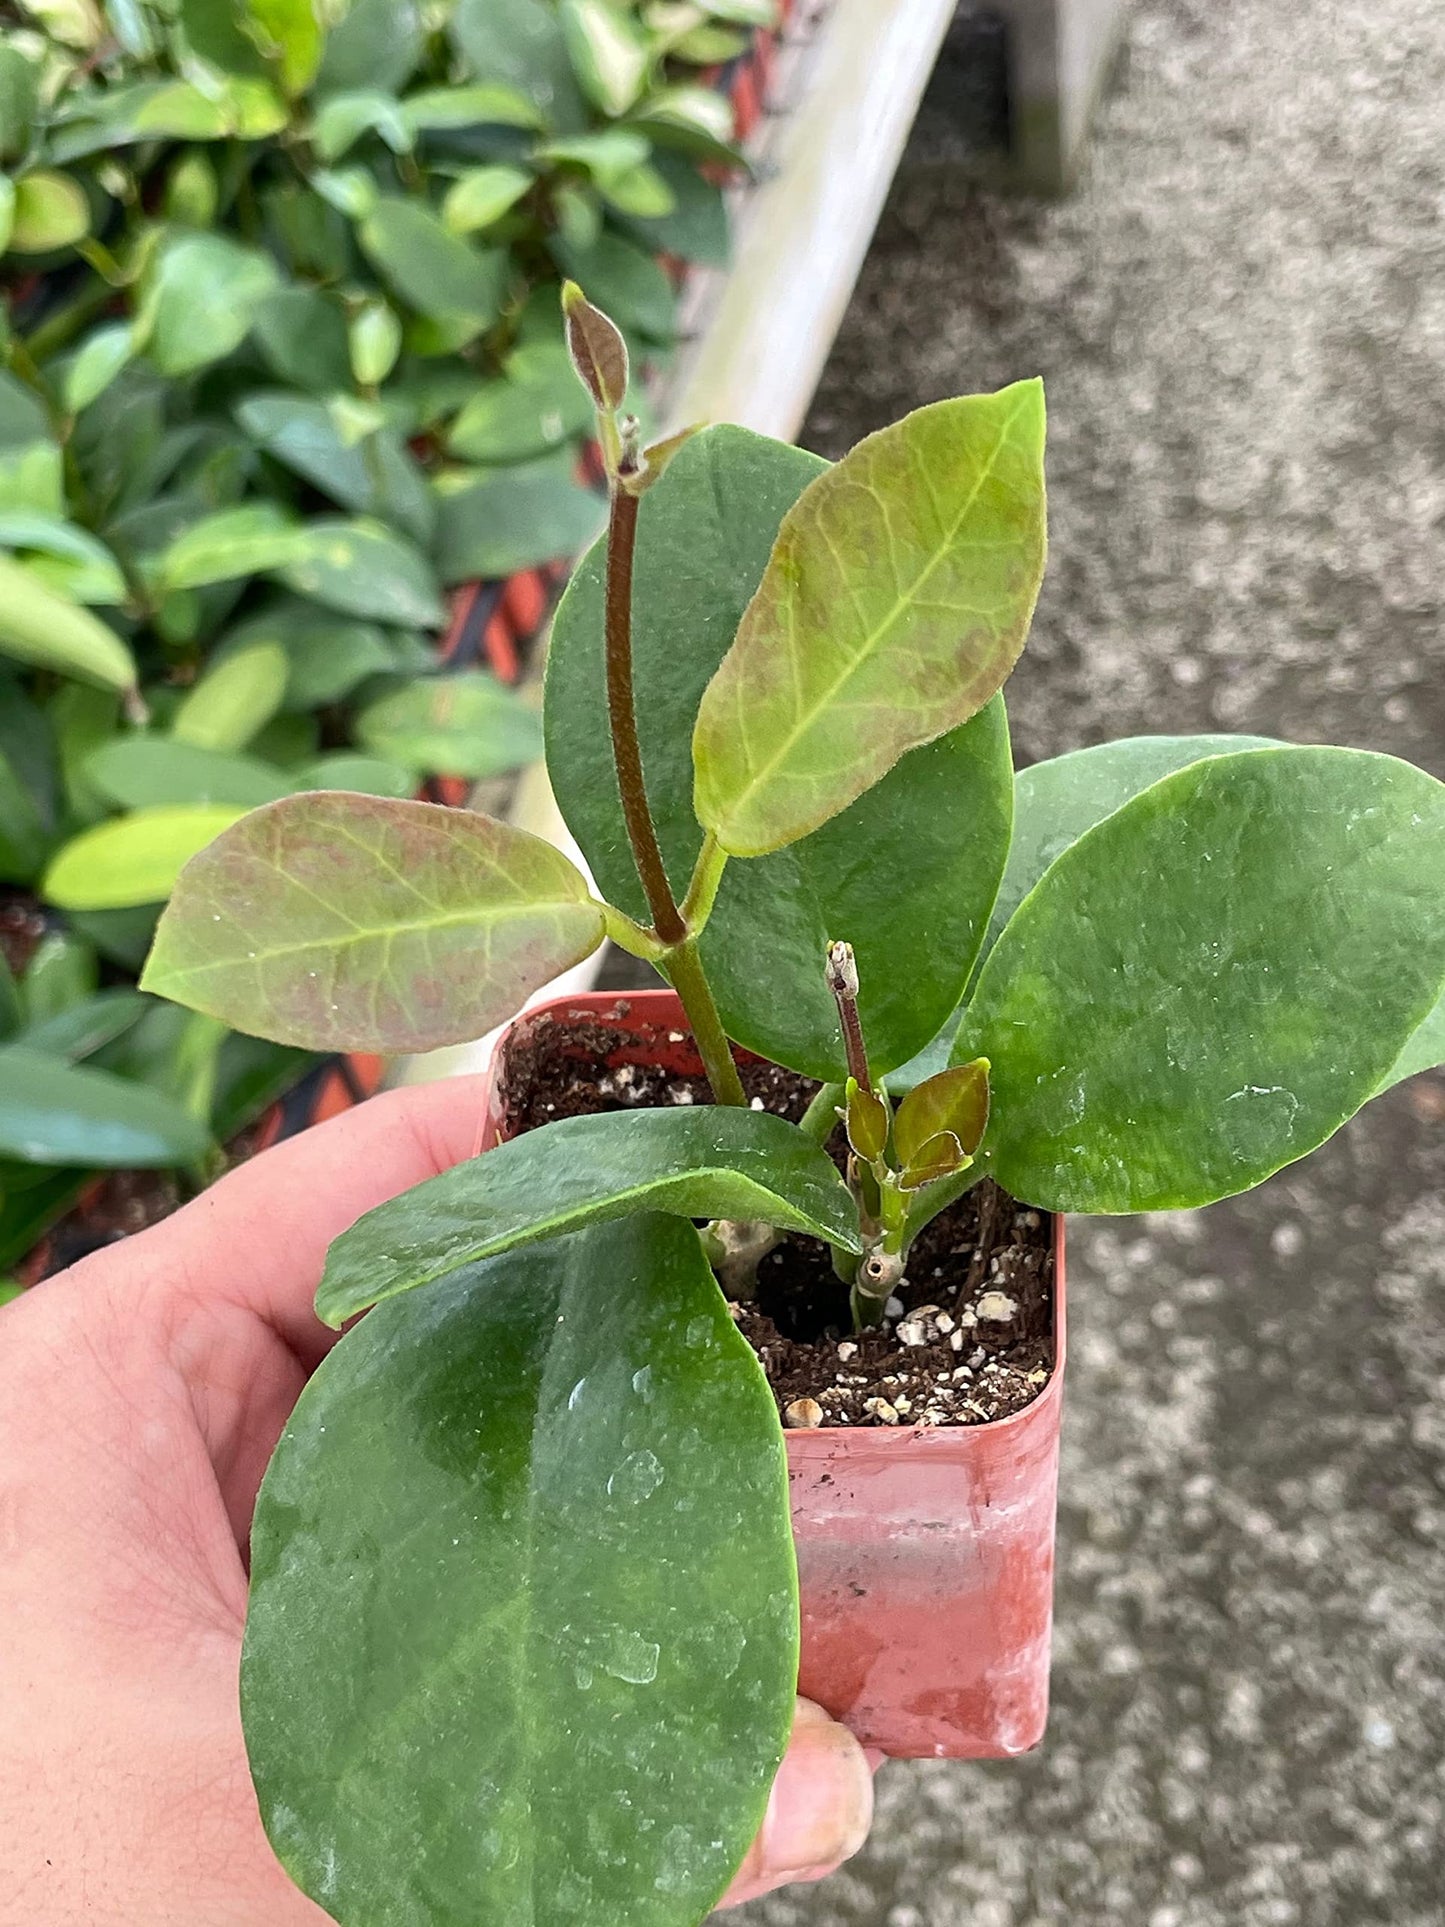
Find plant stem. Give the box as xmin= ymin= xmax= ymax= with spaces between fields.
xmin=604 ymin=481 xmax=686 ymax=945
xmin=599 ymin=900 xmax=668 ymax=964
xmin=825 ymin=941 xmax=874 ymax=1094
xmin=681 ymin=830 xmax=727 ymax=932
xmin=799 ymin=1080 xmax=843 ymax=1143
xmin=668 ymin=938 xmax=746 ymax=1107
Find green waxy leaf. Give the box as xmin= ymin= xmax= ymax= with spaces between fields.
xmin=62 ymin=323 xmax=136 ymax=414
xmin=1379 ymin=985 xmax=1445 ymax=1091
xmin=318 ymin=1105 xmax=861 ymax=1324
xmin=234 ymin=391 xmax=434 ymax=543
xmin=844 ymin=1079 xmax=888 ymax=1162
xmin=139 ymin=233 xmax=279 ymax=376
xmin=693 ymin=384 xmax=1047 ymax=857
xmin=141 ymin=792 xmax=605 ymax=1052
xmin=356 ymin=672 xmax=543 ymax=779
xmin=0 ymin=1046 xmax=211 ymax=1166
xmin=292 ymin=752 xmax=413 ymax=797
xmin=433 ymin=452 xmax=601 ymax=581
xmin=317 ymin=0 xmax=423 ymax=95
xmin=43 ymin=805 xmax=245 ymax=911
xmin=546 ymin=427 xmax=1014 ymax=1077
xmin=957 ymin=747 xmax=1445 ymax=1213
xmin=359 ymin=198 xmax=509 ymax=325
xmin=20 ymin=930 xmax=95 ymax=1026
xmin=400 ymin=82 xmax=543 ymax=133
xmin=20 ymin=987 xmax=151 ymax=1062
xmin=0 ymin=45 xmax=39 ymax=163
xmin=0 ymin=555 xmax=136 ymax=692
xmin=983 ymin=733 xmax=1280 ymax=973
xmin=449 ymin=0 xmax=585 ymax=131
xmin=172 ymin=642 xmax=290 ymax=751
xmin=441 ymin=163 xmax=533 ymax=233
xmin=447 ymin=344 xmax=593 ymax=463
xmin=245 ymin=1214 xmax=797 ymax=1927
xmin=0 ymin=515 xmax=126 ymax=605
xmin=86 ymin=738 xmax=292 ymax=811
xmin=253 ymin=286 xmax=353 ymax=394
xmin=222 ymin=602 xmax=398 ymax=711
xmin=278 ymin=518 xmax=446 ymax=627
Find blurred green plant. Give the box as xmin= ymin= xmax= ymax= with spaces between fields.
xmin=0 ymin=0 xmax=763 ymax=1264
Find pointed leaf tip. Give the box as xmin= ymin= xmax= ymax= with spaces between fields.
xmin=562 ymin=282 xmax=629 ymax=412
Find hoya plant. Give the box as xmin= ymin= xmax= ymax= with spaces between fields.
xmin=0 ymin=0 xmax=767 ymax=1259
xmin=142 ymin=290 xmax=1445 ymax=1923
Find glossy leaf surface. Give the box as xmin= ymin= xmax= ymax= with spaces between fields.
xmin=546 ymin=426 xmax=1013 ymax=1076
xmin=43 ymin=805 xmax=244 ymax=911
xmin=246 ymin=1216 xmax=797 ymax=1927
xmin=141 ymin=793 xmax=605 ymax=1052
xmin=356 ymin=672 xmax=543 ymax=779
xmin=318 ymin=1105 xmax=861 ymax=1324
xmin=19 ymin=988 xmax=151 ymax=1063
xmin=894 ymin=1059 xmax=989 ymax=1170
xmin=0 ymin=1047 xmax=210 ymax=1165
xmin=956 ymin=747 xmax=1445 ymax=1212
xmin=693 ymin=385 xmax=1045 ymax=855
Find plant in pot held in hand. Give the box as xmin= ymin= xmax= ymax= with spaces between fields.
xmin=142 ymin=290 xmax=1445 ymax=1925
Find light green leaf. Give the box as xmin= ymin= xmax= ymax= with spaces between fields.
xmin=44 ymin=805 xmax=245 ymax=911
xmin=440 ymin=163 xmax=534 ymax=234
xmin=600 ymin=160 xmax=675 ymax=218
xmin=359 ymin=197 xmax=509 ymax=324
xmin=292 ymin=751 xmax=413 ymax=797
xmin=178 ymin=0 xmax=268 ymax=76
xmin=311 ymin=89 xmax=411 ymax=161
xmin=138 ymin=233 xmax=279 ymax=377
xmin=446 ymin=343 xmax=592 ymax=463
xmin=348 ymin=298 xmax=402 ymax=385
xmin=546 ymin=426 xmax=1014 ymax=1077
xmin=562 ymin=0 xmax=651 ymax=114
xmin=356 ymin=672 xmax=543 ymax=779
xmin=318 ymin=1106 xmax=860 ymax=1323
xmin=957 ymin=747 xmax=1445 ymax=1213
xmin=0 ymin=554 xmax=135 ymax=691
xmin=172 ymin=642 xmax=290 ymax=752
xmin=610 ymin=147 xmax=728 ymax=264
xmin=152 ymin=505 xmax=308 ymax=593
xmin=399 ymin=82 xmax=543 ymax=132
xmin=87 ymin=737 xmax=291 ymax=810
xmin=0 ymin=1046 xmax=211 ymax=1166
xmin=694 ymin=383 xmax=1047 ymax=857
xmin=277 ymin=518 xmax=446 ymax=627
xmin=0 ymin=514 xmax=126 ymax=604
xmin=433 ymin=451 xmax=601 ymax=581
xmin=141 ymin=792 xmax=605 ymax=1052
xmin=45 ymin=80 xmax=230 ymax=161
xmin=245 ymin=0 xmax=326 ymax=95
xmin=61 ymin=322 xmax=135 ymax=414
xmin=245 ymin=1214 xmax=796 ymax=1927
xmin=537 ymin=126 xmax=650 ymax=180
xmin=8 ymin=170 xmax=90 ymax=252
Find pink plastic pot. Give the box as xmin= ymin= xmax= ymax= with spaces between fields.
xmin=482 ymin=990 xmax=1066 ymax=1760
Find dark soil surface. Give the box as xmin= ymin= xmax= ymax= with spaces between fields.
xmin=497 ymin=1004 xmax=1056 ymax=1427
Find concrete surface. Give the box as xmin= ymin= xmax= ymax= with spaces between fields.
xmin=733 ymin=2 xmax=1445 ymax=1922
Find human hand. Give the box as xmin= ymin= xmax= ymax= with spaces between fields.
xmin=0 ymin=1078 xmax=873 ymax=1923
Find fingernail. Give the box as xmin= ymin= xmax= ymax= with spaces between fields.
xmin=758 ymin=1700 xmax=874 ymax=1879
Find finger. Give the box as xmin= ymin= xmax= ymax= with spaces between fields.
xmin=716 ymin=1698 xmax=874 ymax=1909
xmin=99 ymin=1075 xmax=491 ymax=1366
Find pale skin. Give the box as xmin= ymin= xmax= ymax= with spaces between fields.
xmin=0 ymin=1077 xmax=874 ymax=1923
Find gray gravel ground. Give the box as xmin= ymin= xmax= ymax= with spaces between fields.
xmin=732 ymin=3 xmax=1445 ymax=1922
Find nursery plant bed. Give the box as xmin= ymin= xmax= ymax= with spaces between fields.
xmin=486 ymin=986 xmax=1067 ymax=1760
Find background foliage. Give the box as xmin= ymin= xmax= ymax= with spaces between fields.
xmin=0 ymin=0 xmax=763 ymax=1269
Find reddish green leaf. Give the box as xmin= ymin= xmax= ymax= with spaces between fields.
xmin=140 ymin=793 xmax=605 ymax=1052
xmin=693 ymin=384 xmax=1046 ymax=855
xmin=894 ymin=1058 xmax=990 ymax=1170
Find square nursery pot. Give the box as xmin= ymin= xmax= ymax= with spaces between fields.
xmin=481 ymin=989 xmax=1066 ymax=1761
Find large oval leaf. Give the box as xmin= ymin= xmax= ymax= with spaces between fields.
xmin=546 ymin=426 xmax=1014 ymax=1076
xmin=278 ymin=518 xmax=446 ymax=628
xmin=433 ymin=452 xmax=602 ymax=582
xmin=0 ymin=1046 xmax=211 ymax=1165
xmin=359 ymin=197 xmax=509 ymax=324
xmin=317 ymin=1105 xmax=861 ymax=1324
xmin=956 ymin=746 xmax=1445 ymax=1212
xmin=140 ymin=792 xmax=605 ymax=1052
xmin=139 ymin=232 xmax=278 ymax=377
xmin=693 ymin=383 xmax=1046 ymax=856
xmin=245 ymin=1215 xmax=797 ymax=1927
xmin=43 ymin=805 xmax=244 ymax=911
xmin=86 ymin=738 xmax=292 ymax=811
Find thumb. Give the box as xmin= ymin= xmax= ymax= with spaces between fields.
xmin=717 ymin=1697 xmax=876 ymax=1909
